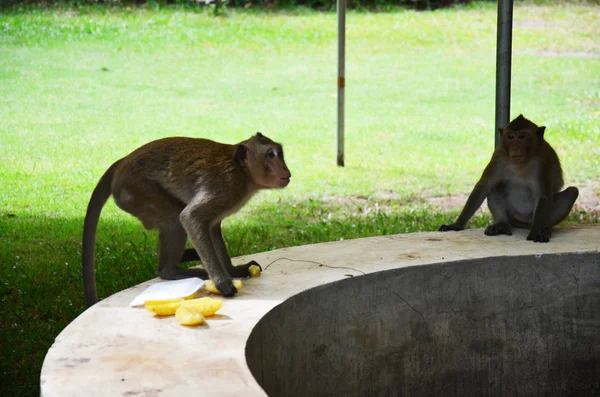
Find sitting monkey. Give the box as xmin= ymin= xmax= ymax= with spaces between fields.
xmin=439 ymin=114 xmax=578 ymax=242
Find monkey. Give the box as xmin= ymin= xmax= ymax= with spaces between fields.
xmin=82 ymin=132 xmax=291 ymax=307
xmin=439 ymin=114 xmax=578 ymax=243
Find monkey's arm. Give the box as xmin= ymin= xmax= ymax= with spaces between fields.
xmin=439 ymin=182 xmax=490 ymax=231
xmin=180 ymin=206 xmax=238 ymax=297
xmin=210 ymin=223 xmax=259 ymax=278
xmin=439 ymin=163 xmax=497 ymax=232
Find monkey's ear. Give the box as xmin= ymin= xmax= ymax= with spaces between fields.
xmin=537 ymin=126 xmax=546 ymax=139
xmin=497 ymin=127 xmax=504 ymax=137
xmin=516 ymin=114 xmax=525 ymax=120
xmin=256 ymin=132 xmax=263 ymax=137
xmin=235 ymin=144 xmax=248 ymax=167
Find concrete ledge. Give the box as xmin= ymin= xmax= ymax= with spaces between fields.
xmin=41 ymin=226 xmax=600 ymax=397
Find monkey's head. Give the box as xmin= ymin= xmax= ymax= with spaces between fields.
xmin=235 ymin=132 xmax=291 ymax=189
xmin=499 ymin=114 xmax=546 ymax=164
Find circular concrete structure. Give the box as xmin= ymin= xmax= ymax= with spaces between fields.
xmin=41 ymin=227 xmax=600 ymax=397
xmin=246 ymin=252 xmax=600 ymax=397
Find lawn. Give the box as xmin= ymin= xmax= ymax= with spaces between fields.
xmin=0 ymin=2 xmax=599 ymax=396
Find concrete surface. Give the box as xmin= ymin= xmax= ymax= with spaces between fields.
xmin=41 ymin=226 xmax=600 ymax=397
xmin=247 ymin=252 xmax=600 ymax=396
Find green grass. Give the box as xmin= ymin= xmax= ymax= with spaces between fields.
xmin=1 ymin=2 xmax=599 ymax=396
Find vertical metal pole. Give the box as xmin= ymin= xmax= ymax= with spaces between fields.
xmin=494 ymin=0 xmax=513 ymax=147
xmin=337 ymin=0 xmax=346 ymax=167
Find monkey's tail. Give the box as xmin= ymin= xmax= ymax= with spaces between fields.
xmin=82 ymin=160 xmax=121 ymax=308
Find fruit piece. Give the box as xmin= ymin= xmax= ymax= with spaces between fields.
xmin=248 ymin=264 xmax=261 ymax=277
xmin=176 ymin=306 xmax=205 ymax=326
xmin=144 ymin=296 xmax=222 ymax=317
xmin=142 ymin=290 xmax=198 ymax=309
xmin=204 ymin=280 xmax=218 ymax=294
xmin=144 ymin=298 xmax=183 ymax=307
xmin=144 ymin=300 xmax=182 ymax=316
xmin=181 ymin=297 xmax=223 ymax=317
xmin=204 ymin=279 xmax=243 ymax=294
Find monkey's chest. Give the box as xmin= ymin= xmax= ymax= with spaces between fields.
xmin=504 ymin=182 xmax=535 ymax=220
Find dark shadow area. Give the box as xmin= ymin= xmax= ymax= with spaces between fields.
xmin=0 ymin=212 xmax=158 ymax=397
xmin=247 ymin=252 xmax=600 ymax=397
xmin=1 ymin=203 xmax=447 ymax=397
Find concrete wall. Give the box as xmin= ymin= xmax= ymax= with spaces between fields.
xmin=246 ymin=252 xmax=600 ymax=397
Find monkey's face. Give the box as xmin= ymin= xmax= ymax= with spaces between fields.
xmin=259 ymin=146 xmax=291 ymax=189
xmin=500 ymin=115 xmax=544 ymax=164
xmin=502 ymin=129 xmax=536 ymax=163
xmin=241 ymin=134 xmax=291 ymax=189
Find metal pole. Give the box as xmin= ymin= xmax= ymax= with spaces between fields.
xmin=337 ymin=0 xmax=346 ymax=167
xmin=494 ymin=0 xmax=513 ymax=147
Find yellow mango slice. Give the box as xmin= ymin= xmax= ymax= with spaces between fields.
xmin=144 ymin=295 xmax=223 ymax=317
xmin=176 ymin=306 xmax=205 ymax=326
xmin=204 ymin=279 xmax=243 ymax=294
xmin=144 ymin=298 xmax=183 ymax=307
xmin=143 ymin=290 xmax=198 ymax=309
xmin=248 ymin=264 xmax=262 ymax=277
xmin=181 ymin=297 xmax=223 ymax=317
xmin=144 ymin=300 xmax=182 ymax=316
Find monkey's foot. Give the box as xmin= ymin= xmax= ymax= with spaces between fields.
xmin=228 ymin=260 xmax=262 ymax=278
xmin=527 ymin=226 xmax=551 ymax=243
xmin=485 ymin=222 xmax=512 ymax=236
xmin=439 ymin=223 xmax=463 ymax=232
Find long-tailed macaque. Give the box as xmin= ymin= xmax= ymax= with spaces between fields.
xmin=439 ymin=115 xmax=578 ymax=242
xmin=82 ymin=133 xmax=291 ymax=307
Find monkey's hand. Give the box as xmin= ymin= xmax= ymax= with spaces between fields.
xmin=439 ymin=223 xmax=463 ymax=232
xmin=527 ymin=226 xmax=551 ymax=243
xmin=484 ymin=222 xmax=512 ymax=236
xmin=214 ymin=278 xmax=239 ymax=297
xmin=228 ymin=260 xmax=262 ymax=278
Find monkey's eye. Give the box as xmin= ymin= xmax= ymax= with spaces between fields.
xmin=507 ymin=133 xmax=515 ymax=140
xmin=266 ymin=149 xmax=276 ymax=159
xmin=518 ymin=134 xmax=526 ymax=140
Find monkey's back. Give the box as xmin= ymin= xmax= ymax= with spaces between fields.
xmin=114 ymin=137 xmax=249 ymax=205
xmin=539 ymin=139 xmax=564 ymax=194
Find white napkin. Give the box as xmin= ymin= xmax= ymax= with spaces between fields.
xmin=129 ymin=278 xmax=205 ymax=307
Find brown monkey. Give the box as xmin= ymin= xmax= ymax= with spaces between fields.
xmin=439 ymin=114 xmax=578 ymax=242
xmin=82 ymin=133 xmax=291 ymax=307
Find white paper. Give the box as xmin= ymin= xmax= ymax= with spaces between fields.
xmin=129 ymin=278 xmax=205 ymax=307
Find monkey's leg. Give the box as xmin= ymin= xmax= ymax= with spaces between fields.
xmin=112 ymin=180 xmax=209 ymax=279
xmin=526 ymin=186 xmax=578 ymax=243
xmin=156 ymin=222 xmax=210 ymax=280
xmin=485 ymin=186 xmax=513 ymax=236
xmin=210 ymin=223 xmax=260 ymax=278
xmin=549 ymin=186 xmax=579 ymax=226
